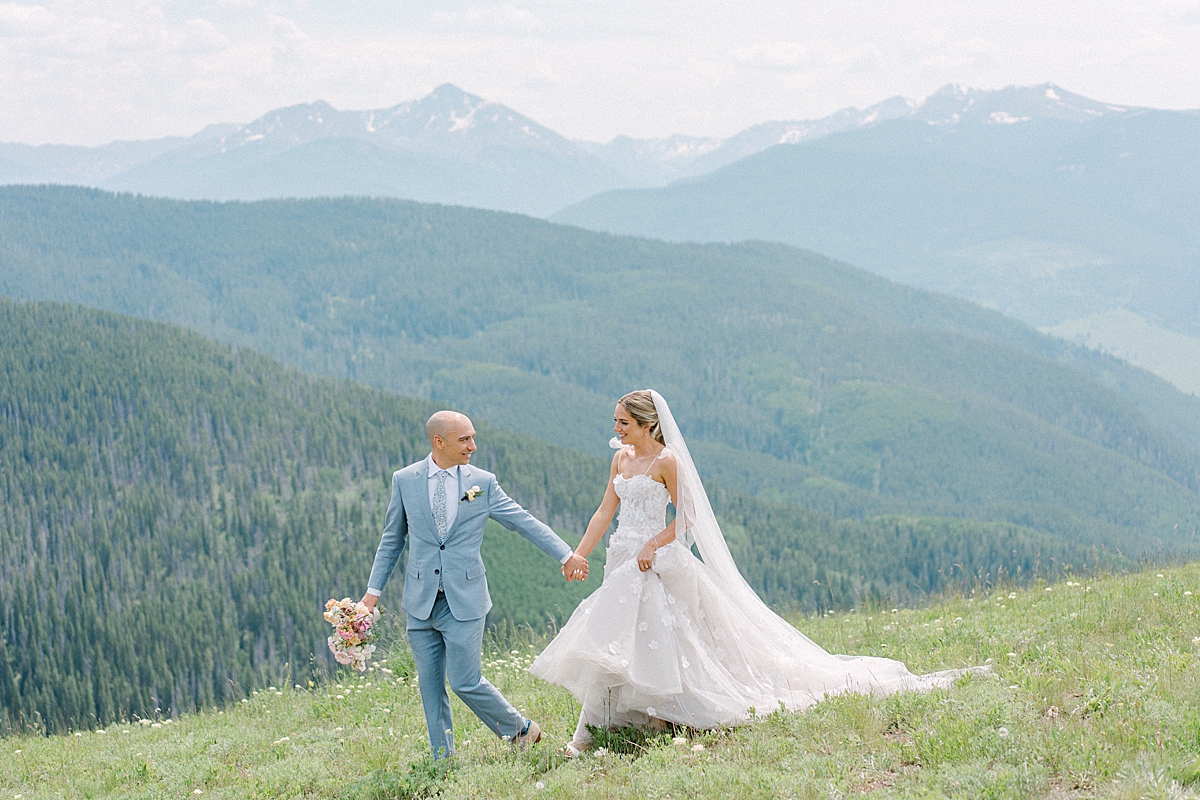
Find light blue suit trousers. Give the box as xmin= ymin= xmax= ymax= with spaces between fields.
xmin=366 ymin=460 xmax=572 ymax=756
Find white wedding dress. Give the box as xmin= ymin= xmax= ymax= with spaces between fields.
xmin=530 ymin=391 xmax=982 ymax=742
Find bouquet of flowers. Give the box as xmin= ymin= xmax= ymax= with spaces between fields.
xmin=324 ymin=598 xmax=380 ymax=671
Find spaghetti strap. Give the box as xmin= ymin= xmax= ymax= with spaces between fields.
xmin=640 ymin=449 xmax=665 ymax=476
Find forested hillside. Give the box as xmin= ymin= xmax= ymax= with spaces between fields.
xmin=0 ymin=300 xmax=606 ymax=733
xmin=1 ymin=299 xmax=1086 ymax=733
xmin=2 ymin=188 xmax=1199 ymax=556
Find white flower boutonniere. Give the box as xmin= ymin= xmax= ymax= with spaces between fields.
xmin=461 ymin=485 xmax=482 ymax=503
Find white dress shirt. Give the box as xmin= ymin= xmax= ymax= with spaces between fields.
xmin=427 ymin=454 xmax=462 ymax=534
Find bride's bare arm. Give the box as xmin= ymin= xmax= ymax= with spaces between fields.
xmin=572 ymin=452 xmax=623 ymax=561
xmin=637 ymin=454 xmax=679 ymax=571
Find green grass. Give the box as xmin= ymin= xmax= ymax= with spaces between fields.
xmin=5 ymin=562 xmax=1200 ymax=799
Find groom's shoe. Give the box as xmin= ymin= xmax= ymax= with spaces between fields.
xmin=513 ymin=718 xmax=541 ymax=749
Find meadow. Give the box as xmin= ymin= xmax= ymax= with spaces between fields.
xmin=4 ymin=561 xmax=1200 ymax=799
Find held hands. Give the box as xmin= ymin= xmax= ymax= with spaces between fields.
xmin=563 ymin=552 xmax=589 ymax=582
xmin=359 ymin=593 xmax=379 ymax=610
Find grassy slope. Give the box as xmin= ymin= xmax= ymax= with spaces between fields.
xmin=1046 ymin=310 xmax=1200 ymax=398
xmin=8 ymin=561 xmax=1200 ymax=799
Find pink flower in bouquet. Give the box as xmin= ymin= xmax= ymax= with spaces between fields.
xmin=324 ymin=598 xmax=381 ymax=672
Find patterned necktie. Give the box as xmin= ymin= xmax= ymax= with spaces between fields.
xmin=433 ymin=470 xmax=449 ymax=541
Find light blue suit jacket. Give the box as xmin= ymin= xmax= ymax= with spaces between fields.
xmin=367 ymin=460 xmax=573 ymax=621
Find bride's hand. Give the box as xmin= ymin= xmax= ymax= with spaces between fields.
xmin=637 ymin=540 xmax=657 ymax=572
xmin=563 ymin=552 xmax=589 ymax=582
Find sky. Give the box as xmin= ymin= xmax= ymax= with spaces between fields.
xmin=2 ymin=0 xmax=1198 ymax=147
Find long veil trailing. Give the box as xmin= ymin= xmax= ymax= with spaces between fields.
xmin=649 ymin=390 xmax=985 ymax=708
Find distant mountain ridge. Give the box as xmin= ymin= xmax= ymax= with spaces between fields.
xmin=553 ymin=88 xmax=1200 ymax=392
xmin=0 ymin=82 xmax=1157 ymax=215
xmin=0 ymin=84 xmax=624 ymax=216
xmin=578 ymin=83 xmax=1143 ymax=184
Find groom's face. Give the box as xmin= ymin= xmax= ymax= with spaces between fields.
xmin=434 ymin=419 xmax=477 ymax=467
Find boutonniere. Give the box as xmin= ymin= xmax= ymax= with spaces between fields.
xmin=460 ymin=485 xmax=482 ymax=503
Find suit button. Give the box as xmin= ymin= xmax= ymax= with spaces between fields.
xmin=434 ymin=569 xmax=440 ymax=575
xmin=440 ymin=545 xmax=445 ymax=550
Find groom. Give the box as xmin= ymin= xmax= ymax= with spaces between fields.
xmin=361 ymin=410 xmax=589 ymax=757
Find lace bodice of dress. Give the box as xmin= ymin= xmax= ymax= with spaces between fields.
xmin=611 ymin=475 xmax=670 ymax=551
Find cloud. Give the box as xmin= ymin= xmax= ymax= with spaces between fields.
xmin=0 ymin=3 xmax=56 ymax=37
xmin=918 ymin=36 xmax=997 ymax=71
xmin=732 ymin=41 xmax=815 ymax=72
xmin=430 ymin=3 xmax=544 ymax=34
xmin=171 ymin=18 xmax=230 ymax=55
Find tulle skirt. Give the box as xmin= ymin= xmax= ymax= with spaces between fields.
xmin=531 ymin=532 xmax=978 ymax=730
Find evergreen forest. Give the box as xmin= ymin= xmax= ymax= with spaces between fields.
xmin=2 ymin=187 xmax=1199 ymax=555
xmin=0 ymin=300 xmax=1096 ymax=733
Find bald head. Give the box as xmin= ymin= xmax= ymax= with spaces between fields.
xmin=426 ymin=410 xmax=470 ymax=440
xmin=427 ymin=411 xmax=477 ymax=468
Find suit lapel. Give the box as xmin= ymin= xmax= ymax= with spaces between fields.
xmin=414 ymin=459 xmax=435 ymax=533
xmin=443 ymin=465 xmax=472 ymax=542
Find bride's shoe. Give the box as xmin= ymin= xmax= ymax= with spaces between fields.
xmin=561 ymin=740 xmax=592 ymax=758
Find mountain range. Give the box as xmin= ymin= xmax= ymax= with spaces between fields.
xmin=553 ymin=85 xmax=1200 ymax=395
xmin=0 ymin=84 xmax=622 ymax=217
xmin=4 ymin=82 xmax=1197 ymax=398
xmin=1 ymin=82 xmax=1142 ymax=215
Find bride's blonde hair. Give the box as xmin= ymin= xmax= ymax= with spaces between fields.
xmin=617 ymin=390 xmax=665 ymax=445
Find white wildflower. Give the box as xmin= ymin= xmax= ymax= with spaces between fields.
xmin=692 ymin=743 xmax=705 ymax=752
xmin=998 ymin=727 xmax=1009 ymax=738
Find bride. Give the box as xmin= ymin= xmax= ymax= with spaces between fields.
xmin=530 ymin=390 xmax=982 ymax=755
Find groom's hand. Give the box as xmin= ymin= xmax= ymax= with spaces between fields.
xmin=359 ymin=593 xmax=379 ymax=609
xmin=562 ymin=553 xmax=588 ymax=582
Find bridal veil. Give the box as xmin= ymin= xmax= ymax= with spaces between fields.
xmin=649 ymin=390 xmax=983 ymax=710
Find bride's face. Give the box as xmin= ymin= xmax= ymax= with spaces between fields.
xmin=613 ymin=404 xmax=650 ymax=446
